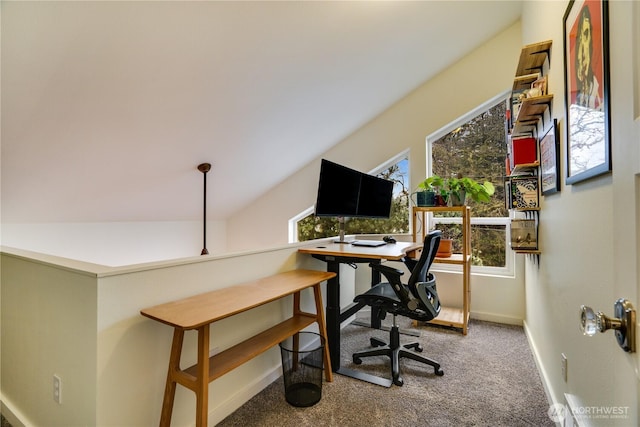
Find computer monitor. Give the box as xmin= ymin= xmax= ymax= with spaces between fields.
xmin=314 ymin=159 xmax=394 ymax=243
xmin=357 ymin=173 xmax=394 ymax=219
xmin=314 ymin=159 xmax=361 ymax=218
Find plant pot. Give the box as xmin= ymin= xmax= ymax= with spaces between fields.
xmin=436 ymin=238 xmax=453 ymax=258
xmin=435 ymin=195 xmax=447 ymax=206
xmin=416 ymin=190 xmax=436 ymax=207
xmin=448 ymin=190 xmax=466 ymax=206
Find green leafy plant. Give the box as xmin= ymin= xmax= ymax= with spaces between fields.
xmin=445 ymin=174 xmax=495 ymax=204
xmin=416 ymin=175 xmax=449 ymax=206
xmin=417 ymin=175 xmax=445 ymax=193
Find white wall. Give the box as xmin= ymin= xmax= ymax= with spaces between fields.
xmin=226 ymin=21 xmax=524 ymax=252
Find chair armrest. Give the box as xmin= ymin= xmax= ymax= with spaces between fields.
xmin=369 ymin=262 xmax=404 ymax=282
xmin=369 ymin=263 xmax=418 ymax=310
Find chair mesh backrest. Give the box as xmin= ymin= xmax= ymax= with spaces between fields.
xmin=407 ymin=230 xmax=441 ymax=289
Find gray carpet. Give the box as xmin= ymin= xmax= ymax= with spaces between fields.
xmin=218 ymin=317 xmax=554 ymax=427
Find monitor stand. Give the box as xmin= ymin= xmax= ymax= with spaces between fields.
xmin=333 ymin=217 xmax=353 ymax=244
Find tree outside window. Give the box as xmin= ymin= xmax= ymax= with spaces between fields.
xmin=431 ymin=100 xmax=508 ymax=268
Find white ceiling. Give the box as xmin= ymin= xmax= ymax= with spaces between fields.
xmin=1 ymin=1 xmax=522 ymax=223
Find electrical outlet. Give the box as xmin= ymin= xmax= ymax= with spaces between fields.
xmin=53 ymin=375 xmax=62 ymax=404
xmin=561 ymin=353 xmax=568 ymax=382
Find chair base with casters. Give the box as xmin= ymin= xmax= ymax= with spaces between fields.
xmin=353 ymin=313 xmax=444 ymax=386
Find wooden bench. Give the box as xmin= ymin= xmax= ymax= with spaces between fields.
xmin=140 ymin=269 xmax=335 ymax=427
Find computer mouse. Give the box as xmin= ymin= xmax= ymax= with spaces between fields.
xmin=383 ymin=236 xmax=396 ymax=244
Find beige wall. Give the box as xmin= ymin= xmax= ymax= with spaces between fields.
xmin=226 ymin=21 xmax=523 ymax=253
xmin=1 ymin=252 xmax=98 ymax=426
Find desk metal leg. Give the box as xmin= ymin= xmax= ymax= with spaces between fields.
xmin=325 ymin=262 xmax=341 ymax=372
xmin=323 ymin=261 xmax=393 ymax=387
xmin=370 ymin=260 xmax=382 ymax=329
xmin=335 ymin=366 xmax=393 ymax=388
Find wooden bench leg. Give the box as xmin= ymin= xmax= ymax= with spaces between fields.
xmin=312 ymin=284 xmax=333 ymax=382
xmin=293 ymin=289 xmax=332 ymax=382
xmin=195 ymin=324 xmax=210 ymax=427
xmin=160 ymin=328 xmax=184 ymax=427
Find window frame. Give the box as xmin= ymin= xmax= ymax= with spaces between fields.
xmin=426 ymin=91 xmax=515 ymax=277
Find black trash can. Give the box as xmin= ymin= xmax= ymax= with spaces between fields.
xmin=279 ymin=331 xmax=325 ymax=407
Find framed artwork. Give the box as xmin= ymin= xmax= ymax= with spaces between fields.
xmin=510 ymin=177 xmax=539 ymax=209
xmin=539 ymin=119 xmax=560 ymax=195
xmin=563 ymin=0 xmax=611 ymax=184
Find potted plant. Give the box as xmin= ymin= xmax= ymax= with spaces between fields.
xmin=415 ymin=175 xmax=444 ymax=207
xmin=445 ymin=174 xmax=495 ymax=206
xmin=416 ymin=175 xmax=449 ymax=206
xmin=434 ymin=225 xmax=456 ymax=258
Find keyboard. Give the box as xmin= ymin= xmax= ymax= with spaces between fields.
xmin=351 ymin=240 xmax=387 ymax=247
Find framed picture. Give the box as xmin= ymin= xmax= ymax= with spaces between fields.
xmin=510 ymin=176 xmax=539 ymax=209
xmin=539 ymin=119 xmax=560 ymax=195
xmin=563 ymin=0 xmax=611 ymax=184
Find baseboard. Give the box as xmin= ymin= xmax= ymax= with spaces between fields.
xmin=470 ymin=310 xmax=523 ymax=326
xmin=523 ymin=320 xmax=560 ymax=425
xmin=208 ymin=364 xmax=282 ymax=425
xmin=1 ymin=396 xmax=29 ymax=427
xmin=4 ymin=368 xmax=281 ymax=427
xmin=208 ymin=335 xmax=329 ymax=424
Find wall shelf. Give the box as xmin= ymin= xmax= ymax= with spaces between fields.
xmin=514 ymin=40 xmax=552 ymax=77
xmin=514 ymin=95 xmax=553 ymax=126
xmin=507 ymin=40 xmax=553 ymax=258
xmin=511 ymin=162 xmax=540 ymax=175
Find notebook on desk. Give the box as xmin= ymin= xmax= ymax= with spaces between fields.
xmin=351 ymin=240 xmax=387 ymax=247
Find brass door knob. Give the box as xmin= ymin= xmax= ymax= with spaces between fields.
xmin=580 ymin=299 xmax=636 ymax=353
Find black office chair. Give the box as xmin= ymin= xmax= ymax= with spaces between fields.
xmin=352 ymin=230 xmax=444 ymax=386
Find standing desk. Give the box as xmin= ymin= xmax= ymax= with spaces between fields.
xmin=298 ymin=241 xmax=421 ymax=387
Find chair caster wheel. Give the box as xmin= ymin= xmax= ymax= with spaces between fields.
xmin=404 ymin=342 xmax=423 ymax=352
xmin=393 ymin=377 xmax=404 ymax=386
xmin=370 ymin=337 xmax=385 ymax=347
xmin=435 ymin=368 xmax=444 ymax=376
xmin=353 ymin=356 xmax=362 ymax=365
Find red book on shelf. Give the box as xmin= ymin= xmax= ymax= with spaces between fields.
xmin=512 ymin=137 xmax=536 ymax=165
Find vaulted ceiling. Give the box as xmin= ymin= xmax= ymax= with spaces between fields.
xmin=1 ymin=1 xmax=522 ymax=223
